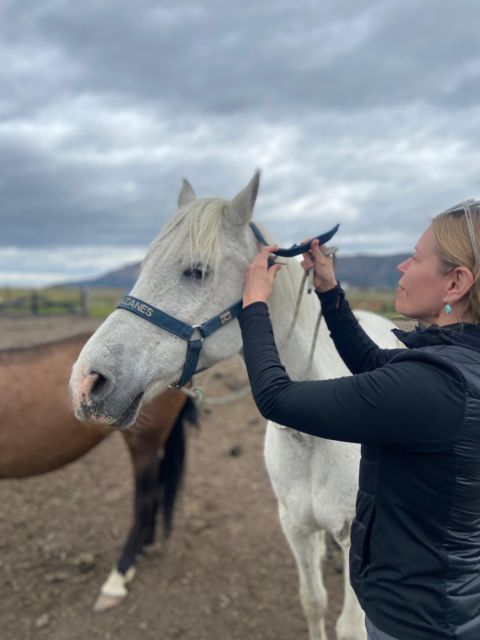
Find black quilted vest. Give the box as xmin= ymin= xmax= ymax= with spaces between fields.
xmin=351 ymin=343 xmax=480 ymax=640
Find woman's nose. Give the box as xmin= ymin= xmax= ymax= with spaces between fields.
xmin=397 ymin=258 xmax=411 ymax=273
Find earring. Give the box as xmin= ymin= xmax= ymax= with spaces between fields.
xmin=444 ymin=303 xmax=453 ymax=315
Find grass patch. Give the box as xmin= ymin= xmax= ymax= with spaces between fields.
xmin=1 ymin=286 xmax=405 ymax=321
xmin=0 ymin=287 xmax=125 ymax=318
xmin=346 ymin=287 xmax=398 ymax=318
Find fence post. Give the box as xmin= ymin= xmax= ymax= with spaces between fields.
xmin=31 ymin=292 xmax=39 ymax=316
xmin=80 ymin=287 xmax=90 ymax=317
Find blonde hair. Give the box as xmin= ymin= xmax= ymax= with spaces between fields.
xmin=432 ymin=207 xmax=480 ymax=322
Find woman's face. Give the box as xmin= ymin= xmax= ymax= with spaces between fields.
xmin=395 ymin=225 xmax=450 ymax=324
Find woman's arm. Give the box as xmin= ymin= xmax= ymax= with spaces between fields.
xmin=317 ymin=283 xmax=404 ymax=373
xmin=239 ymin=302 xmax=464 ymax=450
xmin=301 ymin=240 xmax=403 ymax=373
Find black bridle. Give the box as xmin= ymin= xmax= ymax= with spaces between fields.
xmin=116 ymin=222 xmax=339 ymax=388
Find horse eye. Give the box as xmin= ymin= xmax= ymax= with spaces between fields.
xmin=183 ymin=264 xmax=209 ymax=280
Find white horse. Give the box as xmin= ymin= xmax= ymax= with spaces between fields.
xmin=70 ymin=173 xmax=402 ymax=640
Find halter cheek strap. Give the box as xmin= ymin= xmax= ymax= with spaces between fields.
xmin=116 ymin=295 xmax=244 ymax=388
xmin=116 ymin=221 xmax=339 ymax=388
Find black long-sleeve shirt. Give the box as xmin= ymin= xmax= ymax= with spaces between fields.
xmin=238 ymin=286 xmax=464 ymax=449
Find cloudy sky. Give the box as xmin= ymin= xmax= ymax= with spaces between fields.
xmin=2 ymin=0 xmax=480 ymax=286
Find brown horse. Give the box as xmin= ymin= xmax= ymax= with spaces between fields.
xmin=0 ymin=332 xmax=196 ymax=610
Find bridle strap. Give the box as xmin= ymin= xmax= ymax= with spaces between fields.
xmin=116 ymin=296 xmax=194 ymax=340
xmin=116 ymin=295 xmax=244 ymax=388
xmin=178 ymin=339 xmax=203 ymax=388
xmin=249 ymin=222 xmax=270 ymax=246
xmin=185 ymin=299 xmax=244 ymax=389
xmin=116 ymin=296 xmax=244 ymax=341
xmin=200 ymin=299 xmax=244 ymax=337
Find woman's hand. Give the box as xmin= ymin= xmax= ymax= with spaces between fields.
xmin=243 ymin=245 xmax=282 ymax=308
xmin=301 ymin=238 xmax=337 ymax=293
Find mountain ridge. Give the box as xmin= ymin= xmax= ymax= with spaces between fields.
xmin=62 ymin=253 xmax=409 ymax=290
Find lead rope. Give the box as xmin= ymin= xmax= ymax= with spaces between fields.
xmin=278 ymin=269 xmax=309 ymax=348
xmin=275 ymin=269 xmax=322 ymax=381
xmin=180 ymin=383 xmax=251 ymax=407
xmin=305 ymin=307 xmax=323 ymax=379
xmin=279 ymin=246 xmax=337 ymax=379
xmin=185 ymin=245 xmax=338 ymax=407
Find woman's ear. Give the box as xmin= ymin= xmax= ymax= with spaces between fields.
xmin=446 ymin=266 xmax=474 ymax=302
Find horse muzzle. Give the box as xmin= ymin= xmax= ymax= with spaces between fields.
xmin=70 ymin=367 xmax=144 ymax=429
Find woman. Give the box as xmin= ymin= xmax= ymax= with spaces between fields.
xmin=238 ymin=200 xmax=480 ymax=640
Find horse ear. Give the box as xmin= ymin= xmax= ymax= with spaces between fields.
xmin=178 ymin=179 xmax=196 ymax=207
xmin=225 ymin=170 xmax=260 ymax=225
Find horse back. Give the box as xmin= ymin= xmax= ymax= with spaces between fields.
xmin=0 ymin=334 xmax=110 ymax=478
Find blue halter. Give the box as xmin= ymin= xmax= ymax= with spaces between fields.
xmin=116 ymin=221 xmax=339 ymax=388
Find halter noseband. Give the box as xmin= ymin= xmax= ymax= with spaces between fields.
xmin=116 ymin=222 xmax=339 ymax=388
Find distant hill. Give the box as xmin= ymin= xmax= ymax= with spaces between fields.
xmin=335 ymin=253 xmax=409 ymax=289
xmin=63 ymin=253 xmax=409 ymax=291
xmin=62 ymin=263 xmax=141 ymax=290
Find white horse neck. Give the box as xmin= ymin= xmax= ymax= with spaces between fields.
xmin=267 ymin=260 xmax=351 ymax=381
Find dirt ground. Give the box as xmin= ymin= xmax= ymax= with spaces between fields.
xmin=0 ymin=315 xmax=415 ymax=640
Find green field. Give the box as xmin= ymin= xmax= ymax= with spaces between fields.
xmin=0 ymin=286 xmax=402 ymax=320
xmin=347 ymin=287 xmax=399 ymax=318
xmin=0 ymin=287 xmax=125 ymax=318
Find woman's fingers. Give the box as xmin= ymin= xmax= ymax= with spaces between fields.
xmin=259 ymin=244 xmax=278 ymax=259
xmin=301 ymin=257 xmax=313 ymax=272
xmin=248 ymin=245 xmax=279 ymax=273
xmin=258 ymin=245 xmax=279 ymax=267
xmin=243 ymin=245 xmax=282 ymax=307
xmin=301 ymin=238 xmax=326 ymax=271
xmin=310 ymin=238 xmax=324 ymax=257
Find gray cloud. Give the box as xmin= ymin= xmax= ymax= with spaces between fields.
xmin=7 ymin=0 xmax=479 ymax=115
xmin=1 ymin=0 xmax=480 ymax=284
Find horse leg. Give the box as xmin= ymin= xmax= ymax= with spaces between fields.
xmin=278 ymin=503 xmax=328 ymax=640
xmin=93 ymin=454 xmax=159 ymax=611
xmin=93 ymin=395 xmax=194 ymax=612
xmin=132 ymin=394 xmax=191 ymax=547
xmin=333 ymin=530 xmax=366 ymax=640
xmin=134 ymin=396 xmax=193 ymax=547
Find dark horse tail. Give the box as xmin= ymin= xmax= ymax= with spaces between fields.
xmin=158 ymin=396 xmax=198 ymax=537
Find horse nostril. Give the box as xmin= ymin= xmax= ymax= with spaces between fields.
xmin=89 ymin=371 xmax=115 ymax=402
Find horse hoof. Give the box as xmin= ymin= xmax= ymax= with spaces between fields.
xmin=93 ymin=566 xmax=137 ymax=612
xmin=93 ymin=593 xmax=126 ymax=612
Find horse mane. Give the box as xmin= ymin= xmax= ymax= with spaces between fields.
xmin=143 ymin=198 xmax=228 ymax=275
xmin=0 ymin=332 xmax=92 ymax=363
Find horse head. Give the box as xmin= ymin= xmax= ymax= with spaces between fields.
xmin=69 ymin=172 xmax=262 ymax=428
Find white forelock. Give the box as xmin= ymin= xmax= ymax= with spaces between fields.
xmin=142 ymin=197 xmax=229 ymax=275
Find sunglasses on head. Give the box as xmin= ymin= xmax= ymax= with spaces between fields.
xmin=442 ymin=199 xmax=480 ymax=268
